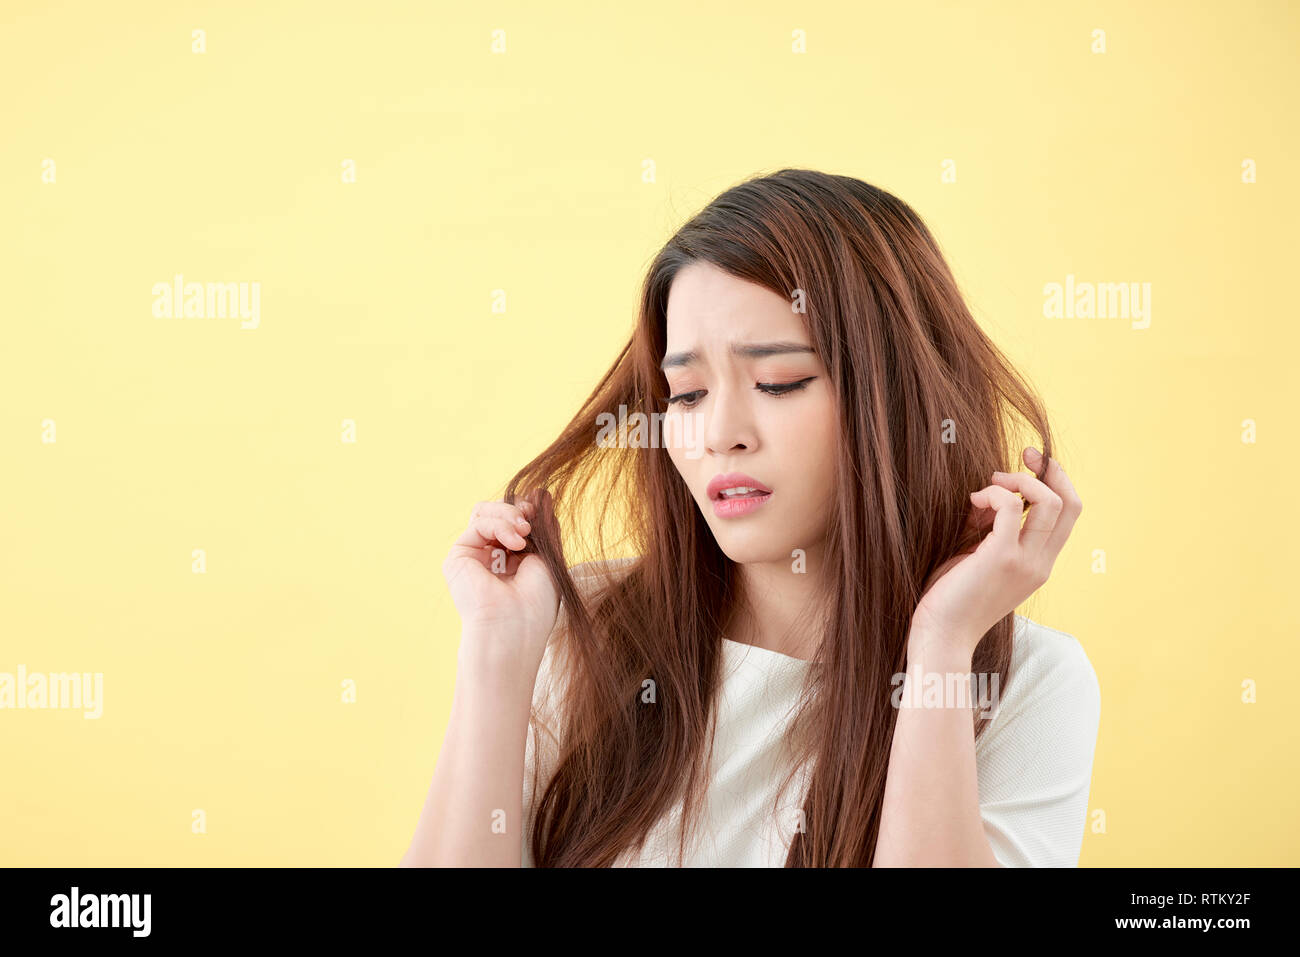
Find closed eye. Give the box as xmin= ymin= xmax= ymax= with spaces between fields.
xmin=667 ymin=376 xmax=816 ymax=409
xmin=756 ymin=377 xmax=816 ymax=397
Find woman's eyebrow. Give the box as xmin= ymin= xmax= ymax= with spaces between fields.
xmin=660 ymin=340 xmax=815 ymax=371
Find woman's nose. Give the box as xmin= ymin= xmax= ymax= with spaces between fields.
xmin=704 ymin=385 xmax=757 ymax=455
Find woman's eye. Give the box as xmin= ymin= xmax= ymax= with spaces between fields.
xmin=756 ymin=376 xmax=816 ymax=397
xmin=667 ymin=390 xmax=705 ymax=409
xmin=667 ymin=377 xmax=816 ymax=409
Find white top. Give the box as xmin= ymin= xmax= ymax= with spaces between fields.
xmin=522 ymin=561 xmax=1101 ymax=867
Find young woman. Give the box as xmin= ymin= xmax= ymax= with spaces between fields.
xmin=402 ymin=168 xmax=1101 ymax=868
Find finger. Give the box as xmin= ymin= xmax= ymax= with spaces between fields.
xmin=484 ymin=511 xmax=530 ymax=550
xmin=473 ymin=499 xmax=534 ymax=538
xmin=454 ymin=510 xmax=530 ymax=551
xmin=481 ymin=545 xmax=525 ymax=576
xmin=1023 ymin=447 xmax=1082 ymax=555
xmin=472 ymin=499 xmax=533 ymax=527
xmin=445 ymin=543 xmax=507 ymax=573
xmin=512 ymin=550 xmax=553 ymax=592
xmin=964 ymin=497 xmax=996 ymax=533
xmin=989 ymin=468 xmax=1063 ymax=557
xmin=969 ymin=485 xmax=1024 ymax=557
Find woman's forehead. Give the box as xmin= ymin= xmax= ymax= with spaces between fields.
xmin=665 ymin=264 xmax=807 ymax=348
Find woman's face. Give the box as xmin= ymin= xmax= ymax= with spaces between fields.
xmin=662 ymin=260 xmax=839 ymax=566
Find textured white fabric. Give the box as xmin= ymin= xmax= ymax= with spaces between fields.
xmin=521 ymin=560 xmax=1101 ymax=867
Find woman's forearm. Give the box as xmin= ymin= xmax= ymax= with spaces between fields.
xmin=400 ymin=640 xmax=538 ymax=867
xmin=873 ymin=631 xmax=1000 ymax=867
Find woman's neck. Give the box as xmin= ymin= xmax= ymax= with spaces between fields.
xmin=728 ymin=554 xmax=824 ymax=660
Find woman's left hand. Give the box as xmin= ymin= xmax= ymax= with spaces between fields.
xmin=909 ymin=447 xmax=1082 ymax=661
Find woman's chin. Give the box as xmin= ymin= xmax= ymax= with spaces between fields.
xmin=712 ymin=536 xmax=784 ymax=567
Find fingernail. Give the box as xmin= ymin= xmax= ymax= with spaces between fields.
xmin=516 ymin=517 xmax=529 ymax=529
xmin=1025 ymin=447 xmax=1041 ymax=460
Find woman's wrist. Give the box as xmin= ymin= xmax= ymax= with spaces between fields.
xmin=456 ymin=628 xmax=543 ymax=704
xmin=905 ymin=620 xmax=978 ymax=669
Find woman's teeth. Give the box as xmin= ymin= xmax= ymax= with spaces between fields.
xmin=719 ymin=487 xmax=764 ymax=498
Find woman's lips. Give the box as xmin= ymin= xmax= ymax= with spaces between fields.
xmin=706 ymin=472 xmax=773 ymax=500
xmin=711 ymin=489 xmax=773 ymax=518
xmin=706 ymin=471 xmax=774 ymax=518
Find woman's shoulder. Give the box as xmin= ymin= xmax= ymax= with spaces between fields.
xmin=559 ymin=558 xmax=640 ymax=613
xmin=530 ymin=557 xmax=641 ymax=735
xmin=1008 ymin=615 xmax=1100 ymax=701
xmin=540 ymin=556 xmax=641 ymax=658
xmin=976 ymin=616 xmax=1102 ymax=866
xmin=977 ymin=614 xmax=1101 ymax=753
xmin=568 ymin=555 xmax=640 ymax=584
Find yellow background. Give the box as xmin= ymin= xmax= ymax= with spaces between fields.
xmin=1 ymin=0 xmax=1296 ymax=866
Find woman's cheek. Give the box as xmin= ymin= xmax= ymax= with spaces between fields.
xmin=802 ymin=402 xmax=839 ymax=501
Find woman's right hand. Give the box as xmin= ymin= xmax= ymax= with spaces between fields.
xmin=441 ymin=495 xmax=561 ymax=678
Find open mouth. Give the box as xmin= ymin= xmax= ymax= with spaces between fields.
xmin=710 ymin=488 xmax=773 ymax=518
xmin=706 ymin=472 xmax=773 ymax=502
xmin=712 ymin=487 xmax=770 ymax=501
xmin=706 ymin=473 xmax=774 ymax=518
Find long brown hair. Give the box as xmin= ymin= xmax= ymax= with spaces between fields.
xmin=504 ymin=168 xmax=1054 ymax=866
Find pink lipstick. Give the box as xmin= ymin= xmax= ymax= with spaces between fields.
xmin=707 ymin=472 xmax=773 ymax=519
